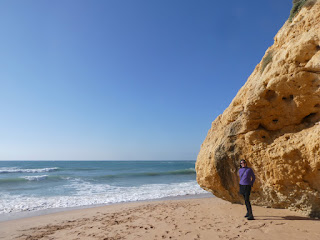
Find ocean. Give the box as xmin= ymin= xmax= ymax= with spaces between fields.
xmin=0 ymin=161 xmax=208 ymax=220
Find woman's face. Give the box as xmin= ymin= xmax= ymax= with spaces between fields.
xmin=240 ymin=161 xmax=247 ymax=167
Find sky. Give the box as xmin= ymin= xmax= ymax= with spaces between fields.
xmin=0 ymin=0 xmax=293 ymax=160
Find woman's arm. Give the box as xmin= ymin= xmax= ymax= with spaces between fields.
xmin=250 ymin=169 xmax=256 ymax=185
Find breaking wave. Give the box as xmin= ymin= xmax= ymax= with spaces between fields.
xmin=0 ymin=167 xmax=59 ymax=174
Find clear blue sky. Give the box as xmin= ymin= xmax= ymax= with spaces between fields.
xmin=0 ymin=1 xmax=292 ymax=160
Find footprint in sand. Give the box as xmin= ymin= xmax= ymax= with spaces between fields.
xmin=249 ymin=223 xmax=267 ymax=229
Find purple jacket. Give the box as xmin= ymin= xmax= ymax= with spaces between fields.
xmin=239 ymin=167 xmax=255 ymax=186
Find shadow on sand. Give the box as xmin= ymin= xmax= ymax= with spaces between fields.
xmin=256 ymin=216 xmax=320 ymax=221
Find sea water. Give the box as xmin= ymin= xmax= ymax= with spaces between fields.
xmin=0 ymin=161 xmax=207 ymax=218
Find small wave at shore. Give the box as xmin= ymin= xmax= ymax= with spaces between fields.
xmin=0 ymin=175 xmax=64 ymax=184
xmin=21 ymin=175 xmax=49 ymax=181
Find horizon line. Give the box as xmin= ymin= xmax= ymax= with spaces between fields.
xmin=0 ymin=159 xmax=196 ymax=161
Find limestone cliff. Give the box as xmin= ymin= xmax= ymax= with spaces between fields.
xmin=196 ymin=1 xmax=320 ymax=217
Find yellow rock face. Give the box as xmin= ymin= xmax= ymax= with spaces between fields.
xmin=196 ymin=1 xmax=320 ymax=217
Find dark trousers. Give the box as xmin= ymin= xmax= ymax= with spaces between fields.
xmin=240 ymin=185 xmax=253 ymax=215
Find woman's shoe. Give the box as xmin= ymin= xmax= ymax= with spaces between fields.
xmin=244 ymin=213 xmax=249 ymax=218
xmin=247 ymin=215 xmax=255 ymax=220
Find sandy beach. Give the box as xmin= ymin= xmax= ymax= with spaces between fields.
xmin=0 ymin=196 xmax=319 ymax=240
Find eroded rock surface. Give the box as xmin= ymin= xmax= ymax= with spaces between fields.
xmin=196 ymin=1 xmax=320 ymax=217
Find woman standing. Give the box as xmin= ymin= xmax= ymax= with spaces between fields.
xmin=239 ymin=159 xmax=255 ymax=220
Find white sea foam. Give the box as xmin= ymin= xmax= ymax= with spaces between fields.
xmin=0 ymin=180 xmax=207 ymax=214
xmin=0 ymin=167 xmax=58 ymax=173
xmin=21 ymin=175 xmax=48 ymax=181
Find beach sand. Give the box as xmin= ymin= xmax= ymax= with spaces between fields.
xmin=0 ymin=196 xmax=319 ymax=240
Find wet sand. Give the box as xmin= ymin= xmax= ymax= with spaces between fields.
xmin=0 ymin=196 xmax=319 ymax=240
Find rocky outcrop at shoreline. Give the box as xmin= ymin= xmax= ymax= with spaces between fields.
xmin=196 ymin=0 xmax=320 ymax=217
